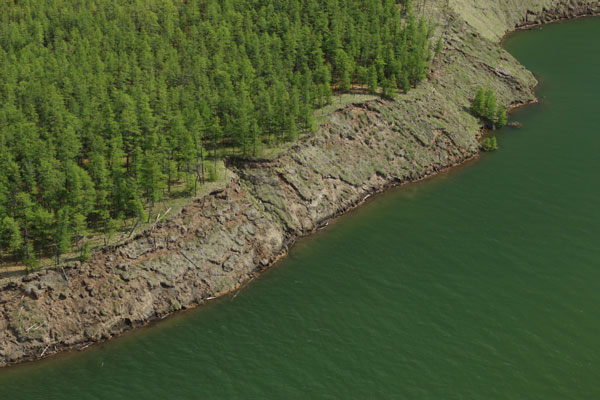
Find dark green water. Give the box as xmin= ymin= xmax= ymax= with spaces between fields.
xmin=1 ymin=18 xmax=600 ymax=399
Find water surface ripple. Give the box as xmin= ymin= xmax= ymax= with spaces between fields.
xmin=1 ymin=17 xmax=599 ymax=400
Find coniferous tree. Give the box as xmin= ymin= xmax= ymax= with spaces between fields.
xmin=300 ymin=74 xmax=314 ymax=131
xmin=435 ymin=38 xmax=444 ymax=57
xmin=1 ymin=216 xmax=23 ymax=259
xmin=336 ymin=50 xmax=353 ymax=92
xmin=80 ymin=242 xmax=91 ymax=262
xmin=482 ymin=136 xmax=499 ymax=151
xmin=0 ymin=0 xmax=436 ymax=266
xmin=54 ymin=207 xmax=71 ymax=266
xmin=286 ymin=114 xmax=298 ymax=142
xmin=212 ymin=117 xmax=223 ymax=173
xmin=139 ymin=151 xmax=165 ymax=221
xmin=369 ymin=64 xmax=378 ymax=94
xmin=382 ymin=78 xmax=397 ymax=100
xmin=496 ymin=105 xmax=508 ymax=129
xmin=484 ymin=89 xmax=497 ymax=121
xmin=472 ymin=88 xmax=505 ymax=130
xmin=250 ymin=120 xmax=262 ymax=157
xmin=472 ymin=88 xmax=486 ymax=117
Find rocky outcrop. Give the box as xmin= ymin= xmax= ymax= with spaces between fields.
xmin=516 ymin=0 xmax=600 ymax=29
xmin=0 ymin=0 xmax=597 ymax=367
xmin=450 ymin=0 xmax=600 ymax=41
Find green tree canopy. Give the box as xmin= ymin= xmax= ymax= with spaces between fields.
xmin=0 ymin=0 xmax=434 ymax=266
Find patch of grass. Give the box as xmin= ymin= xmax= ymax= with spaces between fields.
xmin=314 ymin=93 xmax=378 ymax=125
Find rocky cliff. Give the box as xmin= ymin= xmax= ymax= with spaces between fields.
xmin=0 ymin=0 xmax=597 ymax=367
xmin=451 ymin=0 xmax=600 ymax=40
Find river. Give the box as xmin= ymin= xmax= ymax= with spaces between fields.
xmin=1 ymin=17 xmax=599 ymax=400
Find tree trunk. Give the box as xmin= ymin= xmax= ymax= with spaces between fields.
xmin=147 ymin=200 xmax=154 ymax=223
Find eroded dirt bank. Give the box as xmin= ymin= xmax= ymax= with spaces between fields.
xmin=1 ymin=1 xmax=598 ymax=367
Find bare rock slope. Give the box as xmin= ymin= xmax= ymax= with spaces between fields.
xmin=451 ymin=0 xmax=600 ymax=41
xmin=0 ymin=0 xmax=597 ymax=367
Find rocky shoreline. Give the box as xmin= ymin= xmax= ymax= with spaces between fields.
xmin=516 ymin=0 xmax=600 ymax=30
xmin=0 ymin=0 xmax=598 ymax=367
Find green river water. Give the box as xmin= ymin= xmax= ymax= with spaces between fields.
xmin=1 ymin=17 xmax=599 ymax=399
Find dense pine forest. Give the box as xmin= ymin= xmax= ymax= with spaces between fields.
xmin=0 ymin=0 xmax=436 ymax=268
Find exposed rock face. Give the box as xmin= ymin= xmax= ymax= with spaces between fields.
xmin=0 ymin=0 xmax=597 ymax=367
xmin=450 ymin=0 xmax=600 ymax=41
xmin=517 ymin=0 xmax=600 ymax=28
